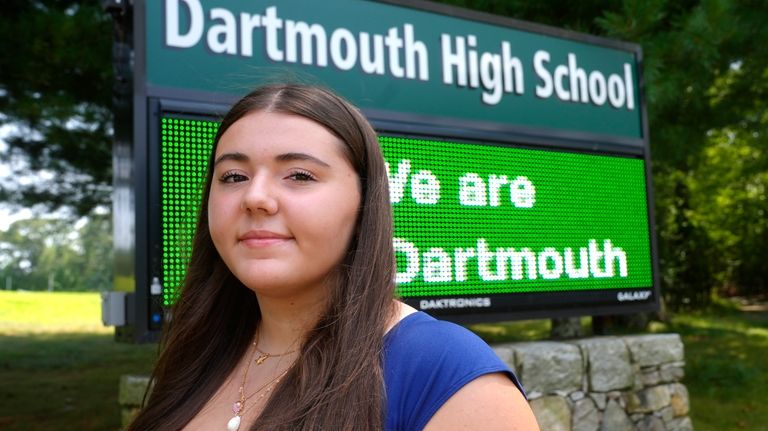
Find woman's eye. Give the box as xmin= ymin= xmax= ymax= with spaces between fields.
xmin=220 ymin=171 xmax=248 ymax=183
xmin=287 ymin=170 xmax=316 ymax=182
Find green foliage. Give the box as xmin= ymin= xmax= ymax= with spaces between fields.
xmin=0 ymin=212 xmax=112 ymax=292
xmin=0 ymin=0 xmax=113 ymax=216
xmin=690 ymin=125 xmax=768 ymax=294
xmin=599 ymin=0 xmax=768 ymax=306
xmin=654 ymin=170 xmax=716 ymax=308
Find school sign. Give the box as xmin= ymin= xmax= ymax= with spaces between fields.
xmin=110 ymin=0 xmax=658 ymax=341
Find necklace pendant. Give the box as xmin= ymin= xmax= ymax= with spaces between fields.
xmin=227 ymin=415 xmax=241 ymax=431
xmin=232 ymin=401 xmax=242 ymax=414
xmin=255 ymin=353 xmax=270 ymax=365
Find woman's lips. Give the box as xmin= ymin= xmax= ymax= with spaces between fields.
xmin=238 ymin=230 xmax=292 ymax=247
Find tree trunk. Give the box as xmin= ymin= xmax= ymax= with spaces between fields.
xmin=550 ymin=317 xmax=582 ymax=339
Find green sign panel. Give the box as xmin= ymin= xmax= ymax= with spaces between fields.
xmin=145 ymin=0 xmax=643 ymax=139
xmin=381 ymin=136 xmax=652 ymax=297
xmin=159 ymin=115 xmax=652 ymax=306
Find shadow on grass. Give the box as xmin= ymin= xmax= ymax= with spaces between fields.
xmin=666 ymin=308 xmax=768 ymax=430
xmin=0 ymin=333 xmax=158 ymax=431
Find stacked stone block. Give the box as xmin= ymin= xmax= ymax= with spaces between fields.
xmin=493 ymin=334 xmax=692 ymax=431
xmin=119 ymin=374 xmax=151 ymax=427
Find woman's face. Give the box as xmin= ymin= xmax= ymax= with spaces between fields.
xmin=208 ymin=111 xmax=361 ymax=299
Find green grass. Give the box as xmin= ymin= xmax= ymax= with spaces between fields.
xmin=1 ymin=291 xmax=766 ymax=430
xmin=0 ymin=291 xmax=157 ymax=431
xmin=663 ymin=304 xmax=768 ymax=430
xmin=0 ymin=290 xmax=112 ymax=334
xmin=469 ymin=316 xmax=594 ymax=342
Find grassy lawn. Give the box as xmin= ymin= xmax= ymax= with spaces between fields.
xmin=0 ymin=291 xmax=113 ymax=334
xmin=1 ymin=291 xmax=766 ymax=430
xmin=667 ymin=303 xmax=768 ymax=430
xmin=0 ymin=291 xmax=157 ymax=431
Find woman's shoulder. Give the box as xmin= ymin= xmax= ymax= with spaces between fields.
xmin=383 ymin=311 xmax=502 ymax=365
xmin=382 ymin=311 xmax=519 ymax=430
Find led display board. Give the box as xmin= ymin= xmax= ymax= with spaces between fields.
xmin=111 ymin=0 xmax=659 ymax=341
xmin=157 ymin=113 xmax=654 ymax=321
xmin=381 ymin=138 xmax=652 ymax=299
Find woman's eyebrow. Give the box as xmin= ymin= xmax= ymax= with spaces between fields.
xmin=276 ymin=152 xmax=331 ymax=167
xmin=213 ymin=151 xmax=248 ymax=167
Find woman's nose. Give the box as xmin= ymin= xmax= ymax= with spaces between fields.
xmin=241 ymin=175 xmax=278 ymax=215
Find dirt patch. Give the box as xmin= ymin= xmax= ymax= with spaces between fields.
xmin=731 ymin=295 xmax=768 ymax=313
xmin=739 ymin=304 xmax=768 ymax=312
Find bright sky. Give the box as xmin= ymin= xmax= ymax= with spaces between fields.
xmin=0 ymin=123 xmax=32 ymax=231
xmin=0 ymin=122 xmax=108 ymax=232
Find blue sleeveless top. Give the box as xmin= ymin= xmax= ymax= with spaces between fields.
xmin=382 ymin=312 xmax=524 ymax=431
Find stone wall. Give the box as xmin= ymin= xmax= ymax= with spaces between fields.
xmin=119 ymin=374 xmax=150 ymax=427
xmin=118 ymin=334 xmax=691 ymax=430
xmin=494 ymin=333 xmax=692 ymax=431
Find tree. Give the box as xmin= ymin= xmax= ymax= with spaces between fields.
xmin=0 ymin=212 xmax=112 ymax=291
xmin=438 ymin=0 xmax=768 ymax=307
xmin=0 ymin=217 xmax=72 ymax=290
xmin=689 ymin=115 xmax=768 ymax=296
xmin=0 ymin=0 xmax=113 ymax=217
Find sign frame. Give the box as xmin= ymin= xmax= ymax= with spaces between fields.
xmin=113 ymin=0 xmax=659 ymax=342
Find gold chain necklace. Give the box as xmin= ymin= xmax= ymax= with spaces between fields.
xmin=253 ymin=344 xmax=299 ymax=365
xmin=226 ymin=333 xmax=296 ymax=431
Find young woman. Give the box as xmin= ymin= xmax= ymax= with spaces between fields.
xmin=126 ymin=84 xmax=539 ymax=431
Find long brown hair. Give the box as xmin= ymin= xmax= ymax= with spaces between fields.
xmin=126 ymin=84 xmax=396 ymax=430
